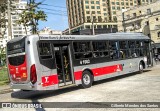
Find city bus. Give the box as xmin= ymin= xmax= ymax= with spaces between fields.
xmin=6 ymin=33 xmax=153 ymax=90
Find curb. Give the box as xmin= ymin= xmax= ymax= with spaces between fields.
xmin=0 ymin=88 xmax=12 ymax=94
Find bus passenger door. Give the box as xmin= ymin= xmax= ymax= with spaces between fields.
xmin=54 ymin=45 xmax=74 ymax=87
xmin=144 ymin=41 xmax=152 ymax=66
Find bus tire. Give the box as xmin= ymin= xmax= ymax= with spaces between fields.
xmin=139 ymin=62 xmax=144 ymax=73
xmin=81 ymin=70 xmax=93 ymax=88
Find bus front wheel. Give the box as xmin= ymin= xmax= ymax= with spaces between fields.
xmin=81 ymin=71 xmax=93 ymax=88
xmin=139 ymin=62 xmax=144 ymax=73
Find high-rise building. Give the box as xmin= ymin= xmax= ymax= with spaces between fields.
xmin=117 ymin=0 xmax=160 ymax=54
xmin=66 ymin=0 xmax=153 ymax=35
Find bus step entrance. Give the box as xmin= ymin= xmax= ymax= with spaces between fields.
xmin=54 ymin=45 xmax=74 ymax=87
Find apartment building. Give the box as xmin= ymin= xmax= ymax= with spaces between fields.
xmin=0 ymin=0 xmax=32 ymax=48
xmin=117 ymin=0 xmax=160 ymax=54
xmin=66 ymin=0 xmax=152 ymax=35
xmin=11 ymin=0 xmax=32 ymax=38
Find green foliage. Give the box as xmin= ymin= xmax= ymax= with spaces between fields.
xmin=17 ymin=0 xmax=47 ymax=34
xmin=0 ymin=47 xmax=6 ymax=66
xmin=0 ymin=1 xmax=8 ymax=38
xmin=0 ymin=2 xmax=7 ymax=67
xmin=0 ymin=67 xmax=9 ymax=86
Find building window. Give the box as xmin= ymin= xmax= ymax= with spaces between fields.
xmin=113 ymin=17 xmax=117 ymax=22
xmin=145 ymin=21 xmax=149 ymax=25
xmin=85 ymin=25 xmax=90 ymax=29
xmin=103 ymin=25 xmax=107 ymax=28
xmin=92 ymin=11 xmax=95 ymax=14
xmin=85 ymin=1 xmax=89 ymax=4
xmin=86 ymin=11 xmax=90 ymax=14
xmin=158 ymin=32 xmax=160 ymax=37
xmin=116 ymin=2 xmax=120 ymax=5
xmin=147 ymin=8 xmax=151 ymax=14
xmin=104 ymin=13 xmax=107 ymax=16
xmin=133 ymin=13 xmax=136 ymax=17
xmin=97 ymin=11 xmax=101 ymax=14
xmin=96 ymin=1 xmax=100 ymax=4
xmin=86 ymin=6 xmax=89 ymax=9
xmin=113 ymin=11 xmax=116 ymax=15
xmin=112 ymin=2 xmax=115 ymax=5
xmin=97 ymin=25 xmax=101 ymax=29
xmin=91 ymin=6 xmax=95 ymax=9
xmin=91 ymin=1 xmax=94 ymax=4
xmin=97 ymin=6 xmax=100 ymax=9
xmin=156 ymin=18 xmax=159 ymax=21
xmin=117 ymin=7 xmax=120 ymax=10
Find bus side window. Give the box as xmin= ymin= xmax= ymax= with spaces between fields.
xmin=139 ymin=41 xmax=144 ymax=56
xmin=109 ymin=41 xmax=119 ymax=59
xmin=128 ymin=41 xmax=136 ymax=58
xmin=39 ymin=42 xmax=53 ymax=59
xmin=73 ymin=42 xmax=92 ymax=59
xmin=119 ymin=41 xmax=128 ymax=59
xmin=92 ymin=41 xmax=109 ymax=58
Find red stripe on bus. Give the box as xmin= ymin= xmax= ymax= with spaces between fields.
xmin=41 ymin=75 xmax=58 ymax=87
xmin=74 ymin=64 xmax=123 ymax=80
xmin=74 ymin=71 xmax=83 ymax=80
xmin=93 ymin=64 xmax=123 ymax=76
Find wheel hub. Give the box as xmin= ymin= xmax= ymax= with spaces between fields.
xmin=83 ymin=74 xmax=90 ymax=85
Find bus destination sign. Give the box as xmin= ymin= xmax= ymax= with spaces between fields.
xmin=40 ymin=36 xmax=75 ymax=40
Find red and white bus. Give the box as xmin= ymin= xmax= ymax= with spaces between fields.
xmin=6 ymin=33 xmax=153 ymax=90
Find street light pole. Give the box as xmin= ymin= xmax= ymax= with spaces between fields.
xmin=92 ymin=20 xmax=95 ymax=35
xmin=91 ymin=14 xmax=95 ymax=35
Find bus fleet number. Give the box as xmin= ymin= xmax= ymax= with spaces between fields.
xmin=80 ymin=59 xmax=90 ymax=65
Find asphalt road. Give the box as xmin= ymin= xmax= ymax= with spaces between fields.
xmin=0 ymin=64 xmax=160 ymax=111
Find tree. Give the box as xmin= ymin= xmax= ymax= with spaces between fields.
xmin=0 ymin=1 xmax=8 ymax=66
xmin=17 ymin=0 xmax=47 ymax=34
xmin=0 ymin=1 xmax=8 ymax=39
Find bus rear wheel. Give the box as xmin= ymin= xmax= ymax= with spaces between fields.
xmin=81 ymin=71 xmax=93 ymax=88
xmin=139 ymin=62 xmax=144 ymax=73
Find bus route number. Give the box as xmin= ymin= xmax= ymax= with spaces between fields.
xmin=80 ymin=59 xmax=90 ymax=65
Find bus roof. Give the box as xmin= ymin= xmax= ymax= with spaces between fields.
xmin=8 ymin=32 xmax=150 ymax=43
xmin=37 ymin=32 xmax=150 ymax=41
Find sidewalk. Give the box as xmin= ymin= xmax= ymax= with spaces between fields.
xmin=0 ymin=85 xmax=12 ymax=94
